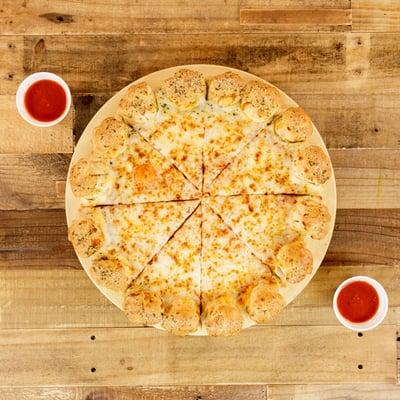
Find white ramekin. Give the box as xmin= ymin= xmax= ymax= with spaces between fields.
xmin=333 ymin=275 xmax=388 ymax=331
xmin=16 ymin=72 xmax=72 ymax=127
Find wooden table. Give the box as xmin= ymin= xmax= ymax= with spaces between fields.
xmin=0 ymin=1 xmax=399 ymax=398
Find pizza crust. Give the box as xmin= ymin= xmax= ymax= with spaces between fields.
xmin=162 ymin=296 xmax=200 ymax=336
xmin=208 ymin=71 xmax=245 ymax=106
xmin=245 ymin=280 xmax=285 ymax=324
xmin=117 ymin=82 xmax=158 ymax=129
xmin=92 ymin=117 xmax=130 ymax=157
xmin=241 ymin=80 xmax=283 ymax=123
xmin=274 ymin=107 xmax=313 ymax=143
xmin=203 ymin=294 xmax=244 ymax=337
xmin=276 ymin=241 xmax=314 ymax=284
xmin=68 ymin=214 xmax=104 ymax=258
xmin=89 ymin=257 xmax=129 ymax=292
xmin=123 ymin=289 xmax=163 ymax=325
xmin=294 ymin=145 xmax=332 ymax=184
xmin=163 ymin=69 xmax=206 ymax=110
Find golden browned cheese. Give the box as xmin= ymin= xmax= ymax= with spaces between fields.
xmin=295 ymin=145 xmax=332 ymax=184
xmin=246 ymin=280 xmax=285 ymax=323
xmin=92 ymin=117 xmax=130 ymax=157
xmin=123 ymin=289 xmax=163 ymax=325
xmin=162 ymin=296 xmax=200 ymax=336
xmin=163 ymin=69 xmax=206 ymax=110
xmin=89 ymin=257 xmax=129 ymax=292
xmin=117 ymin=82 xmax=158 ymax=126
xmin=207 ymin=71 xmax=245 ymax=106
xmin=68 ymin=216 xmax=104 ymax=258
xmin=276 ymin=241 xmax=313 ymax=284
xmin=300 ymin=198 xmax=331 ymax=239
xmin=203 ymin=294 xmax=243 ymax=336
xmin=241 ymin=80 xmax=283 ymax=123
xmin=132 ymin=162 xmax=160 ymax=190
xmin=274 ymin=107 xmax=313 ymax=143
xmin=70 ymin=157 xmax=107 ymax=198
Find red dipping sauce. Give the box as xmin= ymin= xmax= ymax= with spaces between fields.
xmin=24 ymin=79 xmax=67 ymax=122
xmin=337 ymin=281 xmax=379 ymax=323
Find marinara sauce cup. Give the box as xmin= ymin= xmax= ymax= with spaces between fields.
xmin=333 ymin=276 xmax=388 ymax=331
xmin=16 ymin=72 xmax=71 ymax=128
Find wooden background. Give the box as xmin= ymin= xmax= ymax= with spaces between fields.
xmin=0 ymin=1 xmax=400 ymax=398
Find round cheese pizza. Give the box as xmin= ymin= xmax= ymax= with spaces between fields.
xmin=67 ymin=65 xmax=335 ymax=337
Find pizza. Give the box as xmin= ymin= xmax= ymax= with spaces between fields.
xmin=68 ymin=67 xmax=334 ymax=336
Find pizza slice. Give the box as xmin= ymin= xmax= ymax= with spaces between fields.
xmin=117 ymin=70 xmax=206 ymax=189
xmin=201 ymin=204 xmax=284 ymax=336
xmin=203 ymin=72 xmax=266 ymax=192
xmin=69 ymin=117 xmax=200 ymax=205
xmin=68 ymin=200 xmax=199 ymax=283
xmin=123 ymin=206 xmax=201 ymax=336
xmin=205 ymin=195 xmax=331 ymax=283
xmin=148 ymin=88 xmax=204 ymax=189
xmin=209 ymin=127 xmax=332 ymax=196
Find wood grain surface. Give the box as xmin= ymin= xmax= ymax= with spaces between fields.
xmin=0 ymin=386 xmax=269 ymax=400
xmin=0 ymin=96 xmax=74 ymax=153
xmin=1 ymin=1 xmax=399 ymax=34
xmin=0 ymin=325 xmax=396 ymax=386
xmin=0 ymin=0 xmax=399 ymax=397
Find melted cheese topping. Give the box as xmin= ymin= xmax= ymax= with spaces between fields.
xmin=201 ymin=204 xmax=271 ymax=303
xmin=209 ymin=127 xmax=320 ymax=196
xmin=132 ymin=206 xmax=201 ymax=304
xmin=205 ymin=195 xmax=308 ymax=266
xmin=148 ymin=89 xmax=204 ymax=189
xmin=81 ymin=129 xmax=200 ymax=205
xmin=203 ymin=102 xmax=265 ymax=192
xmin=95 ymin=200 xmax=199 ymax=278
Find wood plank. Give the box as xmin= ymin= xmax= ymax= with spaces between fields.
xmin=0 ymin=385 xmax=268 ymax=400
xmin=0 ymin=95 xmax=74 ymax=153
xmin=0 ymin=36 xmax=24 ymax=95
xmin=0 ymin=325 xmax=396 ymax=386
xmin=269 ymin=384 xmax=400 ymax=399
xmin=0 ymin=0 xmax=353 ymax=35
xmin=0 ymin=0 xmax=241 ymax=35
xmin=353 ymin=0 xmax=400 ymax=32
xmin=0 ymin=209 xmax=78 ymax=270
xmin=326 ymin=208 xmax=400 ymax=266
xmin=1 ymin=148 xmax=398 ymax=210
xmin=0 ymin=154 xmax=71 ymax=210
xmin=0 ymin=33 xmax=396 ymax=148
xmin=331 ymin=148 xmax=400 ymax=209
xmin=240 ymin=9 xmax=352 ymax=28
xmin=12 ymin=33 xmax=398 ymax=95
xmin=0 ymin=265 xmax=398 ymax=329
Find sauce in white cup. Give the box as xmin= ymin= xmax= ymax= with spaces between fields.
xmin=333 ymin=276 xmax=388 ymax=331
xmin=16 ymin=72 xmax=71 ymax=127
